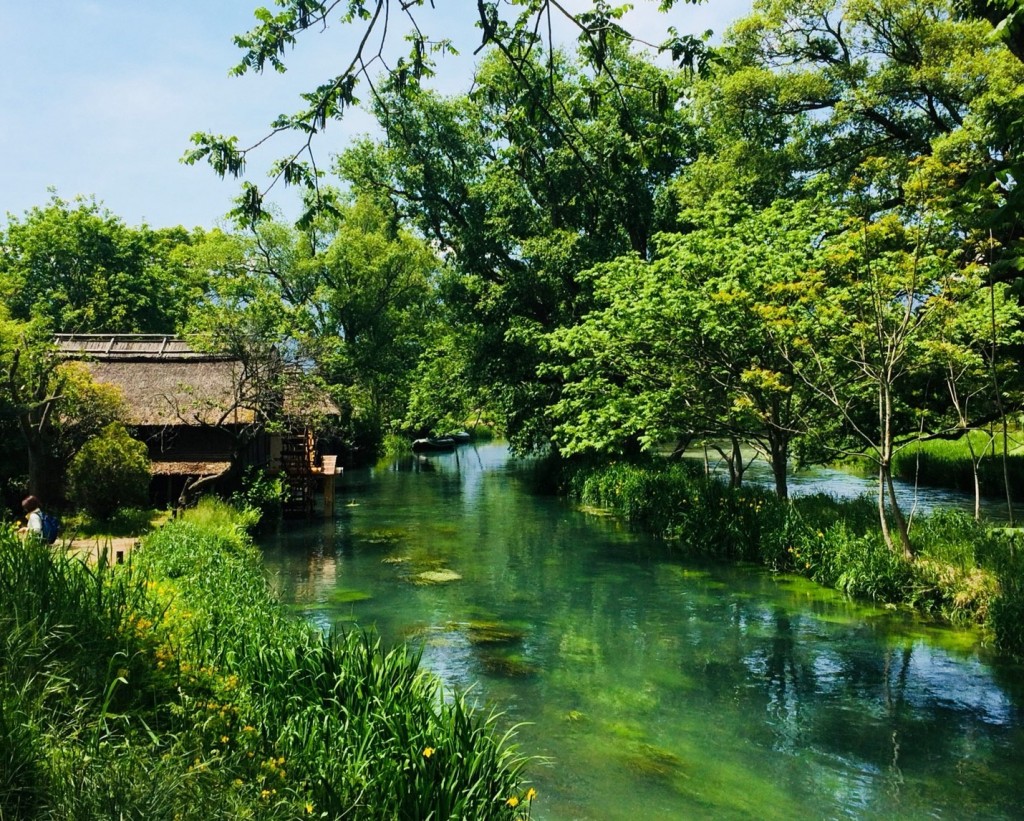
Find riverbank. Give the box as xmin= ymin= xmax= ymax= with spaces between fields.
xmin=565 ymin=460 xmax=1024 ymax=657
xmin=0 ymin=501 xmax=533 ymax=819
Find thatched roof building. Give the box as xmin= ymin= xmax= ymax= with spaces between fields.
xmin=56 ymin=334 xmax=257 ymax=427
xmin=59 ymin=334 xmax=340 ymax=515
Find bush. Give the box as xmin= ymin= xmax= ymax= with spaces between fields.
xmin=230 ymin=466 xmax=288 ymax=527
xmin=67 ymin=422 xmax=150 ymax=520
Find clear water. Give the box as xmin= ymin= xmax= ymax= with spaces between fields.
xmin=260 ymin=444 xmax=1024 ymax=820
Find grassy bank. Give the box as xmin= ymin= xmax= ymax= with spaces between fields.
xmin=0 ymin=500 xmax=533 ymax=819
xmin=568 ymin=461 xmax=1024 ymax=657
xmin=892 ymin=431 xmax=1024 ymax=501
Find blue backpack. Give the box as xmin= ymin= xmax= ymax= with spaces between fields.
xmin=39 ymin=511 xmax=60 ymax=544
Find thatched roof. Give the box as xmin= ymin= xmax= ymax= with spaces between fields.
xmin=150 ymin=460 xmax=232 ymax=477
xmin=58 ymin=334 xmax=340 ymax=427
xmin=55 ymin=334 xmax=223 ymax=360
xmin=58 ymin=335 xmax=257 ymax=427
xmin=85 ymin=359 xmax=257 ymax=426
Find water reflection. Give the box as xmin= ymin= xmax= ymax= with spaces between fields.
xmin=261 ymin=444 xmax=1024 ymax=820
xmin=694 ymin=451 xmax=1013 ymax=522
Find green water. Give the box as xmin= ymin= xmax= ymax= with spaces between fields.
xmin=260 ymin=444 xmax=1024 ymax=820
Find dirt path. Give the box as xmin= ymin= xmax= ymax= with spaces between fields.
xmin=66 ymin=536 xmax=139 ymax=565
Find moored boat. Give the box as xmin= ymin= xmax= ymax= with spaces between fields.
xmin=411 ymin=436 xmax=457 ymax=453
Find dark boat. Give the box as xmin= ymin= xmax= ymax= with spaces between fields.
xmin=411 ymin=436 xmax=457 ymax=453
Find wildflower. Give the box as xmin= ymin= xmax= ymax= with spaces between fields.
xmin=305 ymin=803 xmax=314 ymax=815
xmin=506 ymin=796 xmax=520 ymax=808
xmin=221 ymin=735 xmax=230 ymax=745
xmin=423 ymin=747 xmax=435 ymax=758
xmin=261 ymin=790 xmax=271 ymax=800
xmin=525 ymin=788 xmax=537 ymax=801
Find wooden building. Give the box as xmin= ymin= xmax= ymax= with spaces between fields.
xmin=56 ymin=334 xmax=337 ymax=515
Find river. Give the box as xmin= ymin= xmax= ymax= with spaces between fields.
xmin=260 ymin=443 xmax=1024 ymax=819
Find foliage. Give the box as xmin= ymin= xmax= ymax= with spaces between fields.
xmin=66 ymin=422 xmax=151 ymax=520
xmin=336 ymin=40 xmax=695 ymax=451
xmin=70 ymin=506 xmax=167 ymax=540
xmin=569 ymin=459 xmax=1023 ymax=651
xmin=0 ymin=313 xmax=127 ymax=500
xmin=0 ymin=500 xmax=534 ymax=818
xmin=187 ymin=1 xmax=709 ymax=222
xmin=181 ymin=198 xmax=435 ymax=461
xmin=0 ymin=193 xmax=203 ymax=333
xmin=230 ymin=466 xmax=289 ymax=525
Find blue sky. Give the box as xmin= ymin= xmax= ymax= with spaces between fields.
xmin=1 ymin=1 xmax=752 ymax=230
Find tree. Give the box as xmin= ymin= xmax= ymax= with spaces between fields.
xmin=0 ymin=313 xmax=125 ymax=502
xmin=920 ymin=271 xmax=1024 ymax=519
xmin=185 ymin=1 xmax=710 ymax=222
xmin=0 ymin=194 xmax=203 ymax=334
xmin=67 ymin=422 xmax=151 ymax=520
xmin=773 ymin=204 xmax=971 ymax=557
xmin=719 ymin=0 xmax=1024 ymax=273
xmin=181 ymin=198 xmax=436 ymax=460
xmin=304 ymin=196 xmax=437 ymax=445
xmin=546 ymin=198 xmax=840 ymax=497
xmin=336 ymin=42 xmax=695 ymax=449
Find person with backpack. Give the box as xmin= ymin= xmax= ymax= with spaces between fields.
xmin=19 ymin=495 xmax=59 ymax=544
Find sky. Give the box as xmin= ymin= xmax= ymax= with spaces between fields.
xmin=1 ymin=1 xmax=752 ymax=230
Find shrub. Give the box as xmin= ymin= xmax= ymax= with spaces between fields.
xmin=67 ymin=422 xmax=150 ymax=520
xmin=230 ymin=466 xmax=288 ymax=526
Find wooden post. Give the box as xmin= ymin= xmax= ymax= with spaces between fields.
xmin=322 ymin=455 xmax=338 ymax=518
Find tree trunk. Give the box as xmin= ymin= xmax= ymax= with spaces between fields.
xmin=879 ymin=377 xmax=913 ymax=558
xmin=1001 ymin=415 xmax=1016 ymax=526
xmin=884 ymin=462 xmax=913 ymax=560
xmin=878 ymin=463 xmax=894 ymax=552
xmin=729 ymin=436 xmax=744 ymax=488
xmin=768 ymin=432 xmax=789 ymax=500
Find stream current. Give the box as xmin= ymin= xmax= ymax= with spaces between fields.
xmin=260 ymin=443 xmax=1024 ymax=819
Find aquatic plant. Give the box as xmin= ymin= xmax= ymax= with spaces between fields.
xmin=0 ymin=500 xmax=534 ymax=818
xmin=568 ymin=462 xmax=1024 ymax=657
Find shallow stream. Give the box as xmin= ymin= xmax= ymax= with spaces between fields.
xmin=260 ymin=444 xmax=1024 ymax=819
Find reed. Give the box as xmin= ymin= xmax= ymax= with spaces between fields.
xmin=0 ymin=499 xmax=534 ymax=819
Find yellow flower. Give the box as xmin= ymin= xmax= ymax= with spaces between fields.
xmin=423 ymin=747 xmax=435 ymax=758
xmin=525 ymin=788 xmax=537 ymax=801
xmin=506 ymin=796 xmax=520 ymax=808
xmin=220 ymin=735 xmax=230 ymax=745
xmin=305 ymin=802 xmax=314 ymax=814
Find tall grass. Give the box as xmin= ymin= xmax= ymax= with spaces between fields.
xmin=0 ymin=499 xmax=533 ymax=819
xmin=570 ymin=462 xmax=1024 ymax=656
xmin=892 ymin=432 xmax=1024 ymax=500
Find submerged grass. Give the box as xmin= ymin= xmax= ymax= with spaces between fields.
xmin=569 ymin=461 xmax=1024 ymax=657
xmin=0 ymin=499 xmax=533 ymax=819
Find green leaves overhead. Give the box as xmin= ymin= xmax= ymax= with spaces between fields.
xmin=0 ymin=194 xmax=205 ymax=335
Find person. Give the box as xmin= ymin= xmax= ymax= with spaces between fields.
xmin=19 ymin=495 xmax=44 ymax=540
